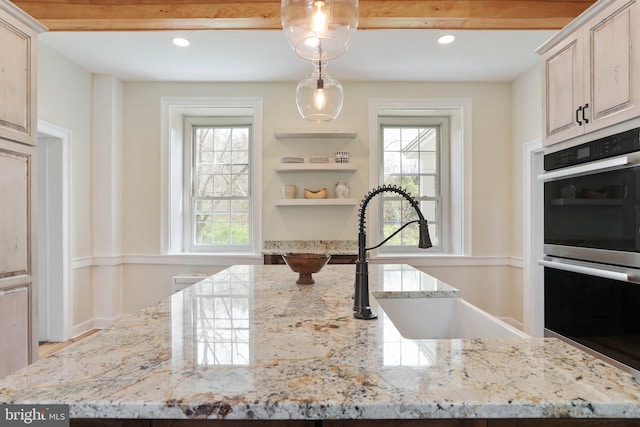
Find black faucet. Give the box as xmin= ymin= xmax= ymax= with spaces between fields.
xmin=353 ymin=185 xmax=433 ymax=320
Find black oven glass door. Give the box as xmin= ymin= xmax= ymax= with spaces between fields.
xmin=544 ymin=166 xmax=640 ymax=253
xmin=545 ymin=266 xmax=640 ymax=372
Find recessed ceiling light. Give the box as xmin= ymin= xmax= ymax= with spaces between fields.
xmin=172 ymin=37 xmax=191 ymax=47
xmin=438 ymin=34 xmax=456 ymax=45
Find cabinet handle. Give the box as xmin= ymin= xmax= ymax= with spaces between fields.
xmin=582 ymin=103 xmax=589 ymax=124
xmin=576 ymin=106 xmax=583 ymax=126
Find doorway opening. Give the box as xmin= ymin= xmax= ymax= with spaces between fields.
xmin=37 ymin=120 xmax=72 ymax=343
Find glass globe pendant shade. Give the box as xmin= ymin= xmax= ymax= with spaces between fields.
xmin=296 ymin=62 xmax=344 ymax=122
xmin=281 ymin=0 xmax=358 ymax=61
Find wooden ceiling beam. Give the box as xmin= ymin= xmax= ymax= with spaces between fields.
xmin=12 ymin=0 xmax=596 ymax=31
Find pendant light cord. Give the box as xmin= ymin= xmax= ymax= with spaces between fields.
xmin=317 ymin=60 xmax=324 ymax=89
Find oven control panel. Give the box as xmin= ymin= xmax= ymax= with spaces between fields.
xmin=544 ymin=128 xmax=640 ymax=171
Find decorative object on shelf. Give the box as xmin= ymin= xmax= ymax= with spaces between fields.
xmin=304 ymin=187 xmax=328 ymax=199
xmin=282 ymin=184 xmax=298 ymax=199
xmin=280 ymin=156 xmax=305 ymax=163
xmin=281 ymin=0 xmax=358 ymax=62
xmin=296 ymin=60 xmax=343 ymax=122
xmin=335 ymin=151 xmax=349 ymax=163
xmin=282 ymin=253 xmax=331 ymax=284
xmin=335 ymin=181 xmax=349 ymax=198
xmin=309 ymin=155 xmax=329 ymax=163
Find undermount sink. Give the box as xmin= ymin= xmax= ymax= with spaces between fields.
xmin=375 ymin=296 xmax=529 ymax=340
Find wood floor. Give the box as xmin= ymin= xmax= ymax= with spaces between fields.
xmin=38 ymin=329 xmax=100 ymax=359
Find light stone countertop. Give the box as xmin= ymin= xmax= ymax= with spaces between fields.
xmin=262 ymin=240 xmax=357 ymax=255
xmin=1 ymin=264 xmax=640 ymax=420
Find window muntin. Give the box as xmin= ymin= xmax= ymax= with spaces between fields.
xmin=186 ymin=118 xmax=253 ymax=252
xmin=379 ymin=117 xmax=446 ymax=252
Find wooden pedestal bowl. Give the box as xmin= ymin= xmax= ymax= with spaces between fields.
xmin=282 ymin=253 xmax=331 ymax=285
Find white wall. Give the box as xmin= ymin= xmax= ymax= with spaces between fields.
xmin=123 ymin=80 xmax=527 ymax=323
xmin=38 ymin=42 xmax=544 ymax=333
xmin=511 ymin=65 xmax=544 ymax=259
xmin=38 ymin=44 xmax=93 ymax=261
xmin=123 ymin=81 xmax=514 ymax=255
xmin=512 ymin=63 xmax=546 ymax=334
xmin=37 ymin=43 xmax=94 ymax=329
xmin=419 ymin=65 xmax=544 ymax=325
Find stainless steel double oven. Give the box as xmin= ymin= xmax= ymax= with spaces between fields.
xmin=540 ymin=127 xmax=640 ymax=376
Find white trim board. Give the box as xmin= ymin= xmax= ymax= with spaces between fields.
xmin=37 ymin=120 xmax=73 ymax=342
xmin=522 ymin=138 xmax=545 ymax=337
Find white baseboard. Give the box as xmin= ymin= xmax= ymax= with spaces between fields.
xmin=72 ymin=253 xmax=263 ymax=269
xmin=93 ymin=316 xmax=123 ymax=329
xmin=72 ymin=315 xmax=123 ymax=338
xmin=72 ymin=319 xmax=98 ymax=338
xmin=499 ymin=316 xmax=524 ymax=331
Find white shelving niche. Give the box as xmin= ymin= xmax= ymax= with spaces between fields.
xmin=274 ymin=129 xmax=357 ymax=206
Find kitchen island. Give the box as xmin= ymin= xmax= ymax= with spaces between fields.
xmin=2 ymin=264 xmax=640 ymax=426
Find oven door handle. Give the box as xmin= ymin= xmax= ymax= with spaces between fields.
xmin=539 ymin=257 xmax=640 ymax=284
xmin=537 ymin=152 xmax=640 ymax=181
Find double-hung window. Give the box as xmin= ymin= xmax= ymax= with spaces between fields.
xmin=164 ymin=97 xmax=262 ymax=256
xmin=378 ymin=115 xmax=449 ymax=253
xmin=184 ymin=116 xmax=254 ymax=252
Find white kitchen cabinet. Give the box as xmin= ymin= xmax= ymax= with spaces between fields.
xmin=0 ymin=285 xmax=30 ymax=378
xmin=0 ymin=0 xmax=44 ymax=378
xmin=0 ymin=1 xmax=43 ymax=146
xmin=0 ymin=139 xmax=37 ymax=378
xmin=542 ymin=30 xmax=584 ymax=145
xmin=540 ymin=0 xmax=640 ymax=147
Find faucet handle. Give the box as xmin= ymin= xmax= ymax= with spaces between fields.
xmin=418 ymin=221 xmax=433 ymax=249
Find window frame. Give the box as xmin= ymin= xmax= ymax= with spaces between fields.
xmin=183 ymin=116 xmax=254 ymax=253
xmin=368 ymin=98 xmax=472 ymax=256
xmin=378 ymin=116 xmax=449 ymax=253
xmin=162 ymin=97 xmax=263 ymax=256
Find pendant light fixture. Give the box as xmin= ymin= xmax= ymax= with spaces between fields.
xmin=281 ymin=0 xmax=359 ymax=61
xmin=295 ymin=61 xmax=344 ymax=122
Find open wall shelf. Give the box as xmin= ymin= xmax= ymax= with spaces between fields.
xmin=274 ymin=198 xmax=358 ymax=206
xmin=275 ymin=163 xmax=356 ymax=172
xmin=274 ymin=129 xmax=357 ymax=139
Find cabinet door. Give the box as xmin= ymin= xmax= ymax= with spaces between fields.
xmin=585 ymin=0 xmax=640 ymax=132
xmin=0 ymin=5 xmax=38 ymax=146
xmin=0 ymin=138 xmax=37 ymax=377
xmin=0 ymin=285 xmax=30 ymax=377
xmin=542 ymin=31 xmax=584 ymax=147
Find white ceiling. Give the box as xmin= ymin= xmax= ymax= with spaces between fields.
xmin=39 ymin=29 xmax=557 ymax=83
